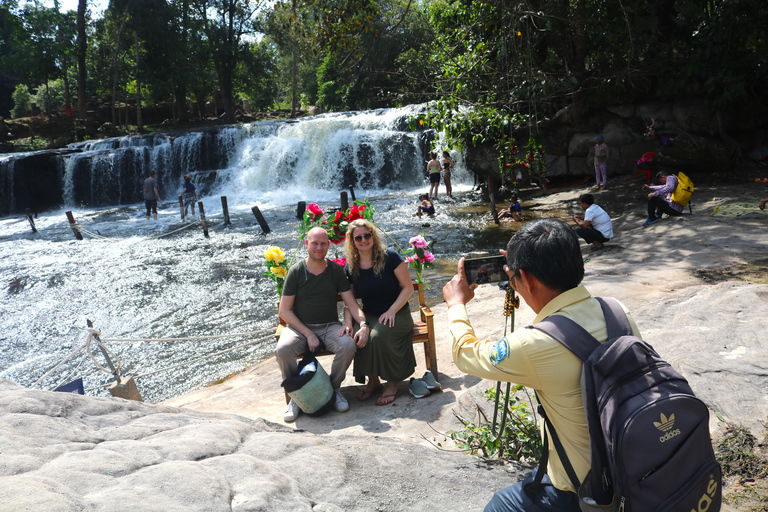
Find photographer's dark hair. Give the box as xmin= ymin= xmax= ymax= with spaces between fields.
xmin=579 ymin=194 xmax=594 ymax=206
xmin=505 ymin=219 xmax=584 ymax=292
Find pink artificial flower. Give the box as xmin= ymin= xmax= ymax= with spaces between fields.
xmin=422 ymin=250 xmax=435 ymax=263
xmin=409 ymin=235 xmax=428 ymax=249
xmin=307 ymin=203 xmax=324 ymax=217
xmin=331 ymin=257 xmax=347 ymax=267
xmin=404 ymin=256 xmax=416 ymax=263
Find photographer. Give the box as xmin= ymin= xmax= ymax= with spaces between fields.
xmin=443 ymin=219 xmax=640 ymax=512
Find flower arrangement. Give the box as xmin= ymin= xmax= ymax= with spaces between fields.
xmin=263 ymin=246 xmax=288 ymax=296
xmin=299 ymin=199 xmax=374 ymax=245
xmin=404 ymin=234 xmax=435 ymax=284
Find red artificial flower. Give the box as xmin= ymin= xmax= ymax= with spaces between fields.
xmin=334 ymin=210 xmax=344 ymax=224
xmin=348 ymin=205 xmax=361 ymax=221
xmin=307 ymin=203 xmax=323 ymax=216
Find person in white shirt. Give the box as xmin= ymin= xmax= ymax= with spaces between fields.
xmin=571 ymin=193 xmax=613 ymax=253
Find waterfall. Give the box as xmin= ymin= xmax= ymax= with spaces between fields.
xmin=0 ymin=105 xmax=475 ymax=216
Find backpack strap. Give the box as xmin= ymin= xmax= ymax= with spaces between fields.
xmin=529 ymin=315 xmax=600 ymax=362
xmin=595 ymin=297 xmax=633 ymax=339
xmin=525 ymin=392 xmax=582 ymax=497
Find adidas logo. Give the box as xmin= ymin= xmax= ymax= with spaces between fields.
xmin=689 ymin=474 xmax=719 ymax=512
xmin=654 ymin=413 xmax=675 ymax=432
xmin=654 ymin=413 xmax=681 ymax=443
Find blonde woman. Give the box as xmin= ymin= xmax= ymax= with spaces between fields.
xmin=343 ymin=219 xmax=415 ymax=405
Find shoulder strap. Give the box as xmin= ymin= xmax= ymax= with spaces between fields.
xmin=595 ymin=297 xmax=633 ymax=340
xmin=529 ymin=315 xmax=600 ymax=362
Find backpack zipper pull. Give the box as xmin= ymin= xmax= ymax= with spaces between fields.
xmin=618 ymin=496 xmax=625 ymax=512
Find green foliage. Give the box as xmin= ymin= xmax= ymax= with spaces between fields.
xmin=11 ymin=84 xmax=31 ymax=118
xmin=716 ymin=423 xmax=768 ymax=479
xmin=31 ymin=79 xmax=70 ymax=113
xmin=448 ymin=385 xmax=542 ymax=461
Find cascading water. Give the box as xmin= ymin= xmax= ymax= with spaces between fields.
xmin=0 ymin=105 xmax=500 ymax=404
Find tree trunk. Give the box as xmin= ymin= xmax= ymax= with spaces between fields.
xmin=290 ymin=0 xmax=297 ymax=118
xmin=135 ymin=33 xmax=142 ymax=131
xmin=111 ymin=2 xmax=131 ymax=125
xmin=76 ymin=0 xmax=87 ymax=119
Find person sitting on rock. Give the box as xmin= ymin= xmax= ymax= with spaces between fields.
xmin=276 ymin=227 xmax=370 ymax=422
xmin=416 ymin=194 xmax=435 ymax=218
xmin=642 ymin=170 xmax=683 ymax=226
xmin=499 ymin=194 xmax=524 ymax=222
xmin=572 ymin=193 xmax=613 ymax=253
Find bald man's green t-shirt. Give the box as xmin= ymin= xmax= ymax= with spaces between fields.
xmin=282 ymin=259 xmax=351 ymax=325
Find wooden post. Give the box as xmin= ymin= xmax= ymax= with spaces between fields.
xmin=251 ymin=206 xmax=271 ymax=234
xmin=178 ymin=196 xmax=185 ymax=220
xmin=65 ymin=210 xmax=83 ymax=240
xmin=198 ymin=201 xmax=209 ymax=238
xmin=487 ymin=177 xmax=499 ymax=225
xmin=296 ymin=201 xmax=306 ymax=220
xmin=25 ymin=208 xmax=37 ymax=233
xmin=221 ymin=196 xmax=231 ymax=226
xmin=340 ymin=191 xmax=349 ymax=212
xmin=348 ymin=186 xmax=356 ymax=202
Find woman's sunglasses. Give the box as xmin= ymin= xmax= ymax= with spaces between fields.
xmin=354 ymin=232 xmax=372 ymax=242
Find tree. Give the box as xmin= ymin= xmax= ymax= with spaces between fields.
xmin=194 ymin=0 xmax=265 ymax=123
xmin=77 ymin=0 xmax=87 ymax=119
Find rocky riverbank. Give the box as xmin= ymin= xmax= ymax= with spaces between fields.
xmin=2 ymin=174 xmax=767 ymax=511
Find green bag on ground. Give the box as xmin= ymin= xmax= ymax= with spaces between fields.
xmin=672 ymin=171 xmax=694 ymax=206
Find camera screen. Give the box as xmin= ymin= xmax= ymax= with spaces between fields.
xmin=464 ymin=255 xmax=507 ymax=284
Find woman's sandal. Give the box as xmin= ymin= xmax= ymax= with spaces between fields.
xmin=357 ymin=384 xmax=383 ymax=401
xmin=376 ymin=388 xmax=402 ymax=406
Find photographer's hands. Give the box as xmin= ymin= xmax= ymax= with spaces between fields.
xmin=443 ymin=258 xmax=478 ymax=307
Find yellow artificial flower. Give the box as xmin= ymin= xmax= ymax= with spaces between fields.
xmin=272 ymin=266 xmax=287 ymax=278
xmin=264 ymin=246 xmax=286 ymax=264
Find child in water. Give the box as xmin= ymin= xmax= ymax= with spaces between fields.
xmin=179 ymin=174 xmax=197 ymax=218
xmin=499 ymin=194 xmax=524 ymax=222
xmin=416 ymin=194 xmax=435 ymax=218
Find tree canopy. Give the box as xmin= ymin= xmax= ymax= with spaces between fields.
xmin=1 ymin=0 xmax=765 ymax=153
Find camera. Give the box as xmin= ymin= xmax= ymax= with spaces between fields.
xmin=463 ymin=254 xmax=507 ymax=285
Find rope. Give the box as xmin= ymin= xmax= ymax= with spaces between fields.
xmin=85 ymin=327 xmax=123 ymax=376
xmin=29 ymin=340 xmax=89 ymax=388
xmin=83 ymin=333 xmax=274 ymax=392
xmin=100 ymin=327 xmax=275 ymax=343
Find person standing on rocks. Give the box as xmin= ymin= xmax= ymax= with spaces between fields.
xmin=593 ymin=134 xmax=609 ymax=190
xmin=143 ymin=170 xmax=162 ymax=220
xmin=277 ymin=227 xmax=370 ymax=422
xmin=178 ymin=174 xmax=197 ymax=218
xmin=426 ymin=152 xmax=441 ymax=200
xmin=572 ymin=193 xmax=613 ymax=252
xmin=442 ymin=219 xmax=640 ymax=512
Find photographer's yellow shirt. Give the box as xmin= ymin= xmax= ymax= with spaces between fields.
xmin=448 ymin=285 xmax=640 ymax=494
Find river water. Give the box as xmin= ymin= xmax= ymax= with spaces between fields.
xmin=0 ymin=107 xmax=530 ymax=403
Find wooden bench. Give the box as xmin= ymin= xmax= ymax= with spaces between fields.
xmin=277 ymin=282 xmax=437 ymax=402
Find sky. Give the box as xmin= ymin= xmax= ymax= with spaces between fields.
xmin=48 ymin=0 xmax=107 ymax=15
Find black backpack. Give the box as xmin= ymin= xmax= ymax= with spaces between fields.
xmin=528 ymin=297 xmax=721 ymax=512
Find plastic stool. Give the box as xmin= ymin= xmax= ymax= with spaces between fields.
xmin=636 ymin=168 xmax=652 ymax=185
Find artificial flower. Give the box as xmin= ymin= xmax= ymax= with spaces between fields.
xmin=408 ymin=235 xmax=428 ymax=249
xmin=272 ymin=266 xmax=287 ymax=278
xmin=307 ymin=202 xmax=324 ymax=217
xmin=264 ymin=246 xmax=286 ymax=264
xmin=331 ymin=257 xmax=347 ymax=267
xmin=422 ymin=250 xmax=435 ymax=263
